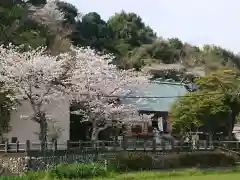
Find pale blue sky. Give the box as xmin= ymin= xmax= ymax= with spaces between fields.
xmin=67 ymin=0 xmax=240 ymax=53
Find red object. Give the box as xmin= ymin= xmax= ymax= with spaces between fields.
xmin=132 ymin=132 xmax=153 ymax=136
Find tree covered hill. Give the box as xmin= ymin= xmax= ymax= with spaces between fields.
xmin=1 ymin=0 xmax=240 ymax=77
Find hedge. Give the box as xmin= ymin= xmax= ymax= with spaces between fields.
xmin=0 ymin=151 xmax=237 ymax=179
xmin=112 ymin=150 xmax=237 ymax=171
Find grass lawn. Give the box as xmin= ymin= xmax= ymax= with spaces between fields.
xmin=174 ymin=174 xmax=240 ymax=180
xmin=93 ymin=171 xmax=240 ymax=180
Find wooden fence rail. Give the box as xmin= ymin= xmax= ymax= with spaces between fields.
xmin=0 ymin=139 xmax=240 ymax=154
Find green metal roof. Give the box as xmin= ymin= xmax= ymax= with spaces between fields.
xmin=121 ymin=79 xmax=188 ymax=112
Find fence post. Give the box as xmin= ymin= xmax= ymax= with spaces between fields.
xmin=171 ymin=139 xmax=175 ymax=151
xmin=204 ymin=140 xmax=207 ymax=149
xmin=91 ymin=140 xmax=96 ymax=150
xmin=4 ymin=141 xmax=8 ymax=153
xmin=133 ymin=138 xmax=137 ymax=150
xmin=123 ymin=136 xmax=128 ymax=150
xmin=16 ymin=141 xmax=19 ymax=152
xmin=53 ymin=140 xmax=57 ymax=151
xmin=67 ymin=140 xmax=70 ymax=151
xmin=101 ymin=141 xmax=105 ymax=151
xmin=143 ymin=138 xmax=147 ymax=151
xmin=179 ymin=139 xmax=184 ymax=151
xmin=78 ymin=140 xmax=81 ymax=148
xmin=152 ymin=138 xmax=156 ymax=152
xmin=25 ymin=140 xmax=30 ymax=153
xmin=113 ymin=139 xmax=117 ymax=151
xmin=161 ymin=140 xmax=165 ymax=151
xmin=196 ymin=140 xmax=200 ymax=150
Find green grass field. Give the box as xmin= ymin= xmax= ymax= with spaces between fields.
xmin=172 ymin=174 xmax=240 ymax=180
xmin=93 ymin=171 xmax=240 ymax=180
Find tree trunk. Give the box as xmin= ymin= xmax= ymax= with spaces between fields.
xmin=91 ymin=124 xmax=109 ymax=141
xmin=46 ymin=34 xmax=58 ymax=55
xmin=91 ymin=128 xmax=99 ymax=141
xmin=39 ymin=115 xmax=48 ymax=153
xmin=91 ymin=128 xmax=99 ymax=149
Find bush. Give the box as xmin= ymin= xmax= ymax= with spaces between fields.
xmin=48 ymin=163 xmax=108 ymax=179
xmin=112 ymin=151 xmax=236 ymax=170
xmin=153 ymin=151 xmax=237 ymax=169
xmin=112 ymin=151 xmax=153 ymax=171
xmin=178 ymin=151 xmax=236 ymax=167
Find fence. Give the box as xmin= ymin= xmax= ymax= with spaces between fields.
xmin=0 ymin=139 xmax=240 ymax=174
xmin=1 ymin=139 xmax=240 ymax=154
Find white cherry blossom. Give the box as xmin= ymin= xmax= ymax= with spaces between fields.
xmin=0 ymin=45 xmax=152 ymax=142
xmin=29 ymin=0 xmax=65 ymax=33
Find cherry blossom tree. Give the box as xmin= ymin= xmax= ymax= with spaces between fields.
xmin=29 ymin=0 xmax=65 ymax=34
xmin=29 ymin=0 xmax=71 ymax=54
xmin=0 ymin=44 xmax=151 ymax=149
xmin=0 ymin=0 xmax=65 ymax=45
xmin=69 ymin=48 xmax=152 ymax=140
xmin=0 ymin=45 xmax=73 ymax=150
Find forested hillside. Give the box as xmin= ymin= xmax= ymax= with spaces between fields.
xmin=1 ymin=0 xmax=240 ymax=142
xmin=1 ymin=0 xmax=240 ymax=77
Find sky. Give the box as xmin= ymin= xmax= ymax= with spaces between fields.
xmin=66 ymin=0 xmax=240 ymax=53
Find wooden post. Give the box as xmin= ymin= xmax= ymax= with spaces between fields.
xmin=133 ymin=138 xmax=137 ymax=150
xmin=78 ymin=140 xmax=81 ymax=148
xmin=53 ymin=140 xmax=57 ymax=151
xmin=67 ymin=140 xmax=70 ymax=151
xmin=113 ymin=139 xmax=117 ymax=151
xmin=204 ymin=140 xmax=207 ymax=149
xmin=171 ymin=139 xmax=174 ymax=151
xmin=209 ymin=135 xmax=213 ymax=149
xmin=180 ymin=139 xmax=184 ymax=151
xmin=123 ymin=136 xmax=127 ymax=150
xmin=143 ymin=138 xmax=147 ymax=151
xmin=101 ymin=141 xmax=105 ymax=151
xmin=161 ymin=140 xmax=165 ymax=151
xmin=196 ymin=140 xmax=199 ymax=150
xmin=25 ymin=140 xmax=30 ymax=153
xmin=78 ymin=140 xmax=83 ymax=151
xmin=4 ymin=141 xmax=8 ymax=153
xmin=152 ymin=138 xmax=156 ymax=152
xmin=16 ymin=141 xmax=19 ymax=152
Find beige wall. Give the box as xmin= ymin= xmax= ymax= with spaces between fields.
xmin=5 ymin=99 xmax=70 ymax=149
xmin=233 ymin=123 xmax=240 ymax=141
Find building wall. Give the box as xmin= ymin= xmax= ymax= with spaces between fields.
xmin=139 ymin=111 xmax=172 ymax=133
xmin=233 ymin=123 xmax=240 ymax=141
xmin=4 ymin=99 xmax=70 ymax=148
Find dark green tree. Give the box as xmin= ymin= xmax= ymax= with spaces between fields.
xmin=170 ymin=69 xmax=240 ymax=139
xmin=71 ymin=12 xmax=113 ymax=52
xmin=107 ymin=11 xmax=156 ymax=50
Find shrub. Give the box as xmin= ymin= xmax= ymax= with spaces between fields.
xmin=153 ymin=153 xmax=180 ymax=169
xmin=48 ymin=163 xmax=108 ymax=179
xmin=112 ymin=151 xmax=153 ymax=171
xmin=178 ymin=151 xmax=236 ymax=167
xmin=153 ymin=151 xmax=237 ymax=169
